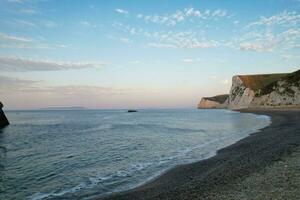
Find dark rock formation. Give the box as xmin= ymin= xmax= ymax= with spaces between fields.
xmin=127 ymin=110 xmax=138 ymax=113
xmin=0 ymin=102 xmax=9 ymax=128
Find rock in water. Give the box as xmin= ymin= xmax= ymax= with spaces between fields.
xmin=127 ymin=110 xmax=137 ymax=113
xmin=0 ymin=102 xmax=9 ymax=128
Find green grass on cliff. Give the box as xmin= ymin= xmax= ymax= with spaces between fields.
xmin=204 ymin=94 xmax=229 ymax=104
xmin=238 ymin=73 xmax=288 ymax=91
xmin=259 ymin=69 xmax=300 ymax=96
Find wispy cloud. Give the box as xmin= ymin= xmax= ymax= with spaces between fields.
xmin=139 ymin=7 xmax=228 ymax=26
xmin=79 ymin=21 xmax=97 ymax=28
xmin=180 ymin=58 xmax=203 ymax=63
xmin=129 ymin=60 xmax=140 ymax=64
xmin=281 ymin=54 xmax=300 ymax=60
xmin=120 ymin=37 xmax=131 ymax=44
xmin=14 ymin=19 xmax=36 ymax=27
xmin=0 ymin=32 xmax=32 ymax=43
xmin=236 ymin=11 xmax=300 ymax=52
xmin=0 ymin=76 xmax=149 ymax=102
xmin=2 ymin=19 xmax=58 ymax=29
xmin=237 ymin=28 xmax=300 ymax=52
xmin=147 ymin=31 xmax=220 ymax=49
xmin=0 ymin=32 xmax=67 ymax=49
xmin=247 ymin=11 xmax=300 ymax=28
xmin=20 ymin=8 xmax=37 ymax=14
xmin=112 ymin=23 xmax=220 ymax=49
xmin=115 ymin=8 xmax=129 ymax=15
xmin=39 ymin=20 xmax=58 ymax=28
xmin=0 ymin=56 xmax=107 ymax=72
xmin=0 ymin=75 xmax=38 ymax=89
xmin=7 ymin=0 xmax=27 ymax=3
xmin=147 ymin=43 xmax=176 ymax=48
xmin=112 ymin=8 xmax=300 ymax=52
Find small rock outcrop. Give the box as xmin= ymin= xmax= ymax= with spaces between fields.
xmin=0 ymin=102 xmax=9 ymax=128
xmin=198 ymin=94 xmax=229 ymax=109
xmin=127 ymin=110 xmax=138 ymax=113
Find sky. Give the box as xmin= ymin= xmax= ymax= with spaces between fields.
xmin=0 ymin=0 xmax=300 ymax=109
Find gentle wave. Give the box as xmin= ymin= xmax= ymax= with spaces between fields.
xmin=2 ymin=109 xmax=271 ymax=200
xmin=75 ymin=123 xmax=206 ymax=134
xmin=29 ymin=127 xmax=266 ymax=200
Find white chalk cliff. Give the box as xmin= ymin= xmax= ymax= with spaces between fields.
xmin=198 ymin=94 xmax=229 ymax=109
xmin=198 ymin=69 xmax=300 ymax=110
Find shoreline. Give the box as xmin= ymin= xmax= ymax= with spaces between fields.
xmin=99 ymin=109 xmax=300 ymax=200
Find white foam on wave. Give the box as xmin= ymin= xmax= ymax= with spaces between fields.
xmin=78 ymin=124 xmax=113 ymax=133
xmin=29 ymin=161 xmax=154 ymax=200
xmin=30 ymin=130 xmax=256 ymax=200
xmin=222 ymin=109 xmax=240 ymax=114
xmin=255 ymin=114 xmax=271 ymax=120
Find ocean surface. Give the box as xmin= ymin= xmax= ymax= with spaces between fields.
xmin=0 ymin=109 xmax=270 ymax=200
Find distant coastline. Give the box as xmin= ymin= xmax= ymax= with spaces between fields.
xmin=39 ymin=106 xmax=88 ymax=110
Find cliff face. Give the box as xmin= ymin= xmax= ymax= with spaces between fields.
xmin=198 ymin=69 xmax=300 ymax=110
xmin=228 ymin=70 xmax=300 ymax=110
xmin=228 ymin=76 xmax=255 ymax=109
xmin=250 ymin=70 xmax=300 ymax=108
xmin=0 ymin=102 xmax=9 ymax=128
xmin=198 ymin=94 xmax=229 ymax=109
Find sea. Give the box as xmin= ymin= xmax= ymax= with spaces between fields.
xmin=0 ymin=109 xmax=271 ymax=200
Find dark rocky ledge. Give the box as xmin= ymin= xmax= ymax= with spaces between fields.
xmin=0 ymin=102 xmax=9 ymax=128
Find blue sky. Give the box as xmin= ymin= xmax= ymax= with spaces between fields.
xmin=0 ymin=0 xmax=300 ymax=109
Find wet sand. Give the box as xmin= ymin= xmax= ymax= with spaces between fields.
xmin=100 ymin=109 xmax=300 ymax=200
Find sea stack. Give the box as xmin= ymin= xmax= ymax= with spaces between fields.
xmin=0 ymin=102 xmax=9 ymax=128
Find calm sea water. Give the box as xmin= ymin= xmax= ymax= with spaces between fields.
xmin=0 ymin=109 xmax=270 ymax=200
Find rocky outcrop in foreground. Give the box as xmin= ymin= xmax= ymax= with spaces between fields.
xmin=198 ymin=94 xmax=229 ymax=109
xmin=0 ymin=102 xmax=9 ymax=128
xmin=198 ymin=69 xmax=300 ymax=110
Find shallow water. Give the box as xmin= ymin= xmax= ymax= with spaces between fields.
xmin=0 ymin=109 xmax=270 ymax=199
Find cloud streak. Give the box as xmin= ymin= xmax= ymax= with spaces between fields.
xmin=0 ymin=75 xmax=148 ymax=98
xmin=0 ymin=56 xmax=107 ymax=72
xmin=0 ymin=75 xmax=38 ymax=89
xmin=0 ymin=32 xmax=60 ymax=49
xmin=180 ymin=58 xmax=203 ymax=63
xmin=115 ymin=8 xmax=129 ymax=15
xmin=0 ymin=32 xmax=32 ymax=43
